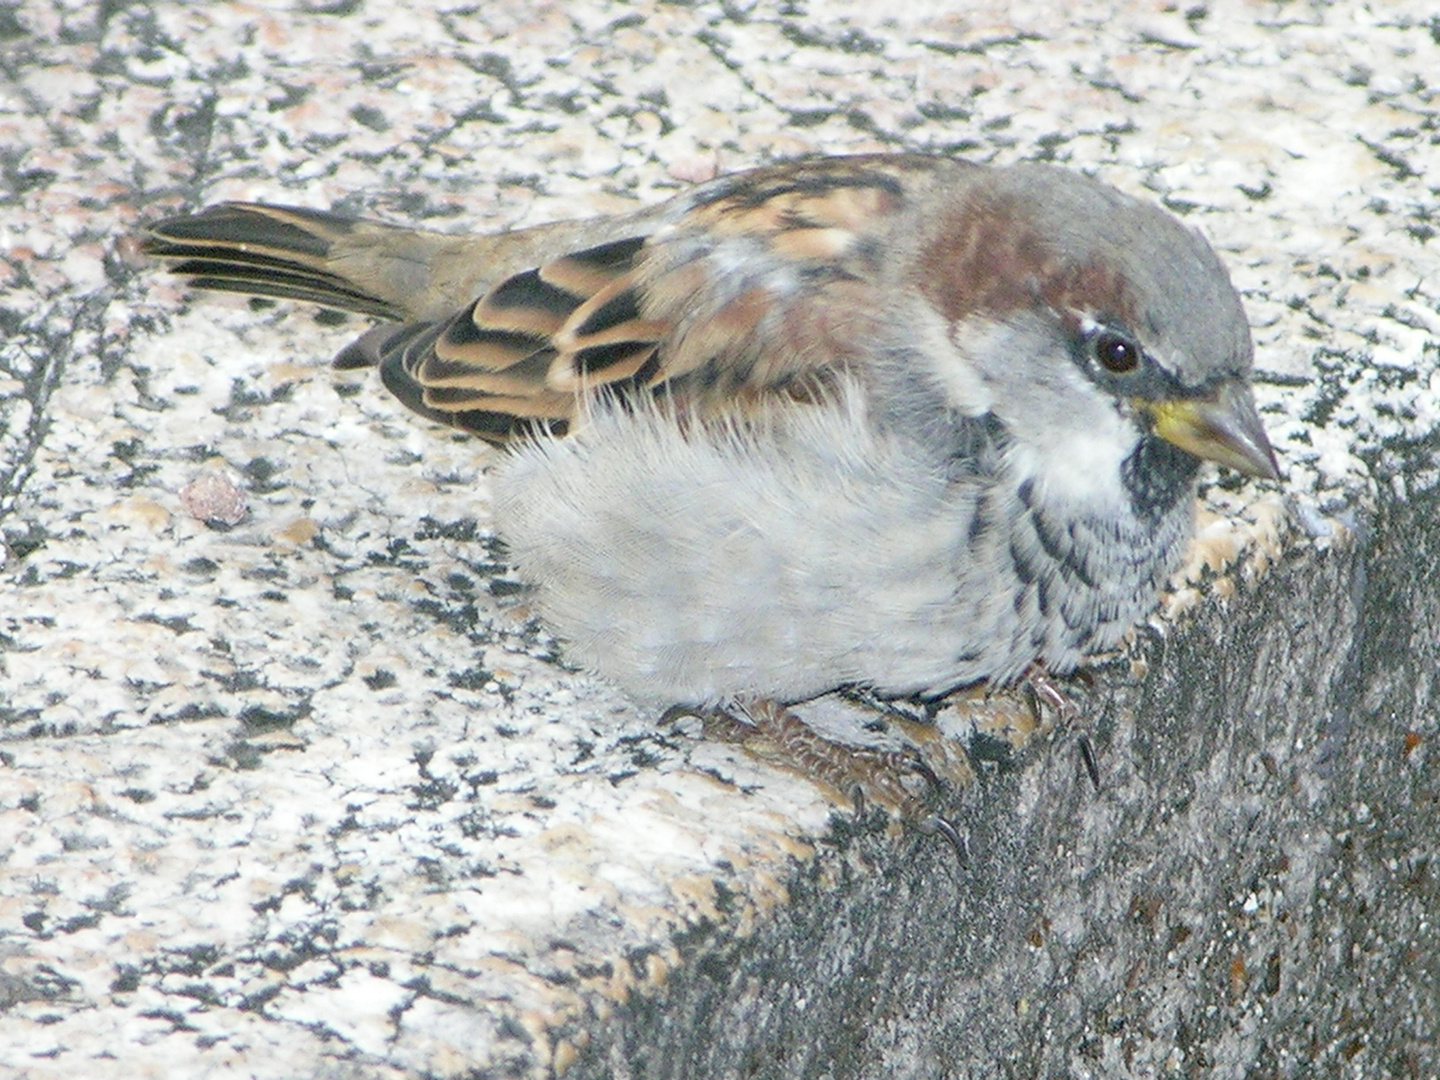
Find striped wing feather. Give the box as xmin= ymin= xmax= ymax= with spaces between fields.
xmin=144 ymin=156 xmax=946 ymax=446
xmin=366 ymin=160 xmax=919 ymax=443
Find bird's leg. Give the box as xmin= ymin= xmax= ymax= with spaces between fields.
xmin=1022 ymin=662 xmax=1100 ymax=791
xmin=661 ymin=698 xmax=966 ymax=858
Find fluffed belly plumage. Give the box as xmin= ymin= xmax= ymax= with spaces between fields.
xmin=493 ymin=398 xmax=1189 ymax=706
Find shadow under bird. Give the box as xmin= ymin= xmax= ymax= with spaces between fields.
xmin=141 ymin=153 xmax=1279 ymax=784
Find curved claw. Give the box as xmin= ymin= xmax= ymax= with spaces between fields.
xmin=1077 ymin=732 xmax=1101 ymax=792
xmin=907 ymin=755 xmax=945 ymax=798
xmin=659 ymin=701 xmax=758 ymax=744
xmin=848 ymin=779 xmax=867 ymax=822
xmin=921 ymin=814 xmax=969 ymax=867
xmin=658 ymin=703 xmax=705 ymax=727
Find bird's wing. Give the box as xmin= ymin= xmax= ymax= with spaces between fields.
xmin=143 ymin=155 xmax=967 ymax=444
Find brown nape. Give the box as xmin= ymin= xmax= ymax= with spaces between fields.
xmin=915 ymin=192 xmax=1137 ymax=331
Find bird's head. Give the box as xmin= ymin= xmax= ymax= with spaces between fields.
xmin=916 ymin=162 xmax=1278 ymax=517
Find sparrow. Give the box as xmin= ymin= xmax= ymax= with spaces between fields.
xmin=141 ymin=153 xmax=1279 ymax=716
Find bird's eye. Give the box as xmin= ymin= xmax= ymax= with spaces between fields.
xmin=1094 ymin=330 xmax=1140 ymax=373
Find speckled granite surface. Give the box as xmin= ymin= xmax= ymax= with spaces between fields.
xmin=1 ymin=2 xmax=1436 ymax=1077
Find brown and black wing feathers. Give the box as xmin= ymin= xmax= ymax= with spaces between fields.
xmin=142 ymin=155 xmax=956 ymax=447
xmin=352 ymin=235 xmax=669 ymax=444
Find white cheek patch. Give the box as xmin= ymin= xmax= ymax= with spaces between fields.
xmin=942 ymin=312 xmax=1138 ymax=506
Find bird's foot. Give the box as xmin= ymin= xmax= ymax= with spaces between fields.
xmin=1022 ymin=662 xmax=1100 ymax=790
xmin=661 ymin=698 xmax=967 ymax=861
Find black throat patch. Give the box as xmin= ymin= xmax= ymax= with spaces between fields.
xmin=1120 ymin=434 xmax=1202 ymax=524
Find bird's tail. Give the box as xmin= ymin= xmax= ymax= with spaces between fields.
xmin=141 ymin=200 xmax=616 ymax=327
xmin=141 ymin=202 xmax=413 ymax=320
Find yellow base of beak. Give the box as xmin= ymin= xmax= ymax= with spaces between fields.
xmin=1143 ymin=382 xmax=1279 ymax=480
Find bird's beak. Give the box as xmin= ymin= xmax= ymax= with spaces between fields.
xmin=1142 ymin=381 xmax=1280 ymax=480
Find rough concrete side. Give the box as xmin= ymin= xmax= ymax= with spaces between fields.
xmin=577 ymin=494 xmax=1436 ymax=1079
